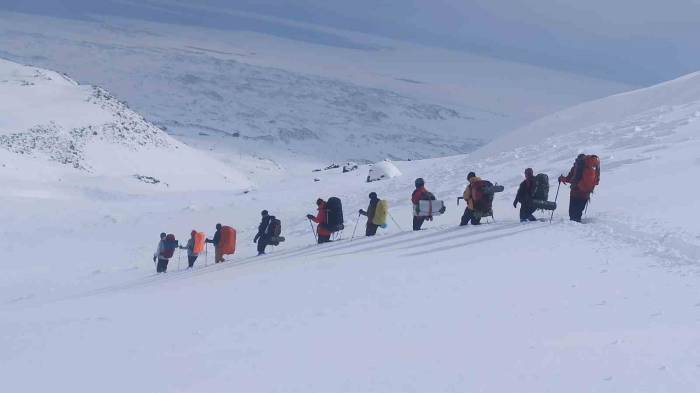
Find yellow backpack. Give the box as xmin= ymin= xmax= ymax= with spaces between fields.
xmin=373 ymin=200 xmax=388 ymax=226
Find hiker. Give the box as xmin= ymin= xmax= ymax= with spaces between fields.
xmin=254 ymin=210 xmax=272 ymax=255
xmin=559 ymin=154 xmax=601 ymax=222
xmin=411 ymin=178 xmax=433 ymax=231
xmin=153 ymin=232 xmax=177 ymax=273
xmin=513 ymin=168 xmax=537 ymax=222
xmin=205 ymin=223 xmax=225 ymax=263
xmin=307 ymin=199 xmax=332 ymax=243
xmin=460 ymin=172 xmax=483 ymax=226
xmin=359 ymin=192 xmax=381 ymax=236
xmin=179 ymin=230 xmax=200 ymax=268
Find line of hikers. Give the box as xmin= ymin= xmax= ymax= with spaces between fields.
xmin=153 ymin=153 xmax=600 ymax=272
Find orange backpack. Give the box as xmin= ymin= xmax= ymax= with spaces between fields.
xmin=193 ymin=232 xmax=206 ymax=254
xmin=219 ymin=226 xmax=237 ymax=255
xmin=578 ymin=155 xmax=600 ymax=193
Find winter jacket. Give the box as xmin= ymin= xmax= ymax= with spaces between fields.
xmin=154 ymin=240 xmax=170 ymax=261
xmin=179 ymin=238 xmax=198 ymax=257
xmin=561 ymin=157 xmax=595 ymax=199
xmin=463 ymin=176 xmax=482 ymax=210
xmin=310 ymin=201 xmax=331 ymax=237
xmin=411 ymin=186 xmax=429 ymax=205
xmin=257 ymin=216 xmax=272 ymax=238
xmin=514 ymin=176 xmax=535 ymax=206
xmin=360 ymin=198 xmax=379 ymax=222
xmin=207 ymin=229 xmax=221 ymax=246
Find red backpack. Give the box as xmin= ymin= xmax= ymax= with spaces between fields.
xmin=471 ymin=180 xmax=494 ymax=212
xmin=578 ymin=155 xmax=600 ymax=193
xmin=161 ymin=234 xmax=177 ymax=259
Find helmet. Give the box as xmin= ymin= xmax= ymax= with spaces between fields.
xmin=415 ymin=178 xmax=425 ymax=188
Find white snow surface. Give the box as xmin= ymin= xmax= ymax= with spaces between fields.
xmin=2 ymin=61 xmax=700 ymax=392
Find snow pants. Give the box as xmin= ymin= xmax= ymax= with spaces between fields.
xmin=460 ymin=208 xmax=481 ymax=226
xmin=156 ymin=258 xmax=169 ymax=273
xmin=519 ymin=204 xmax=537 ymax=222
xmin=187 ymin=255 xmax=198 ymax=268
xmin=569 ymin=195 xmax=589 ymax=222
xmin=214 ymin=247 xmax=225 ymax=263
xmin=257 ymin=235 xmax=269 ymax=254
xmin=366 ymin=222 xmax=379 ymax=236
xmin=413 ymin=216 xmax=426 ymax=231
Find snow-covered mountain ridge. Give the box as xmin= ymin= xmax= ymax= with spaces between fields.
xmin=0 ymin=58 xmax=250 ymax=191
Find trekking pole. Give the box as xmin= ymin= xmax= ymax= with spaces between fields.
xmin=205 ymin=243 xmax=208 ymax=267
xmin=308 ymin=218 xmax=318 ymax=243
xmin=351 ymin=212 xmax=361 ymax=241
xmin=550 ymin=180 xmax=562 ymax=223
xmin=388 ymin=212 xmax=403 ymax=231
xmin=178 ymin=249 xmax=181 ymax=271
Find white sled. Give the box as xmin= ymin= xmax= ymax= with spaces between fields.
xmin=415 ymin=200 xmax=445 ymax=217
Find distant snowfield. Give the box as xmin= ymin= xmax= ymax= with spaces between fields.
xmin=0 ymin=10 xmax=631 ymax=165
xmin=1 ymin=54 xmax=700 ymax=391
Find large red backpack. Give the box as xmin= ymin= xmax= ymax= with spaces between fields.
xmin=471 ymin=180 xmax=494 ymax=212
xmin=578 ymin=155 xmax=600 ymax=194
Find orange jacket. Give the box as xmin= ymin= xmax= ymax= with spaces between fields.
xmin=561 ymin=162 xmax=591 ymax=199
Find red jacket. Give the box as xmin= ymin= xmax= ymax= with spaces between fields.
xmin=411 ymin=186 xmax=428 ymax=205
xmin=561 ymin=162 xmax=591 ymax=199
xmin=310 ymin=201 xmax=331 ymax=237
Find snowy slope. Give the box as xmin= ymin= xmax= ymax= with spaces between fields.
xmin=0 ymin=58 xmax=250 ymax=192
xmin=2 ymin=65 xmax=700 ymax=392
xmin=0 ymin=10 xmax=631 ymax=164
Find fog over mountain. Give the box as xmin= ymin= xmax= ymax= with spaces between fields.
xmin=2 ymin=0 xmax=700 ymax=84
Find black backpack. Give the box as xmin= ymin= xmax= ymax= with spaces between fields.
xmin=266 ymin=217 xmax=281 ymax=237
xmin=532 ymin=174 xmax=549 ymax=201
xmin=326 ymin=197 xmax=344 ymax=231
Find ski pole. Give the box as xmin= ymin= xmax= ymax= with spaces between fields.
xmin=178 ymin=248 xmax=181 ymax=271
xmin=308 ymin=218 xmax=318 ymax=243
xmin=388 ymin=212 xmax=403 ymax=231
xmin=550 ymin=180 xmax=562 ymax=223
xmin=351 ymin=212 xmax=361 ymax=241
xmin=205 ymin=243 xmax=208 ymax=267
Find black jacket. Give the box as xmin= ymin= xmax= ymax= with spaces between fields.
xmin=207 ymin=229 xmax=221 ymax=246
xmin=257 ymin=216 xmax=272 ymax=237
xmin=514 ymin=177 xmax=535 ymax=205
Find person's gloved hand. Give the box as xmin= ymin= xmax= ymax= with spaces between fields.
xmin=306 ymin=214 xmax=315 ymax=220
xmin=253 ymin=234 xmax=259 ymax=243
xmin=358 ymin=209 xmax=364 ymax=214
xmin=513 ymin=200 xmax=518 ymax=208
xmin=153 ymin=255 xmax=156 ymax=262
xmin=558 ymin=175 xmax=565 ymax=183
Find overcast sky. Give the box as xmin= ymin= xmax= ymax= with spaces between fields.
xmin=2 ymin=0 xmax=700 ymax=85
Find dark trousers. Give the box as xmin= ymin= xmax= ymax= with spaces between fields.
xmin=460 ymin=208 xmax=481 ymax=226
xmin=187 ymin=255 xmax=197 ymax=268
xmin=413 ymin=216 xmax=426 ymax=231
xmin=569 ymin=195 xmax=589 ymax=222
xmin=318 ymin=235 xmax=331 ymax=244
xmin=366 ymin=223 xmax=379 ymax=236
xmin=156 ymin=258 xmax=169 ymax=273
xmin=519 ymin=205 xmax=537 ymax=222
xmin=257 ymin=236 xmax=269 ymax=254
